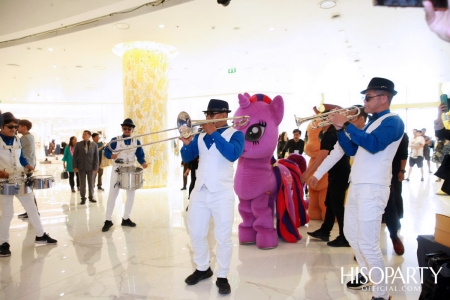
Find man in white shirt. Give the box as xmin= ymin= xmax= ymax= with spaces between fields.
xmin=406 ymin=129 xmax=425 ymax=181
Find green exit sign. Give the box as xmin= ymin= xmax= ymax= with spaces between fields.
xmin=228 ymin=68 xmax=236 ymax=74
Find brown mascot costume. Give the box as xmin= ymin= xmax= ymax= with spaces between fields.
xmin=303 ymin=104 xmax=341 ymax=220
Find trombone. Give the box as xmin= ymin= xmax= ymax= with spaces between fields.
xmin=107 ymin=111 xmax=250 ymax=152
xmin=294 ymin=106 xmax=360 ymax=129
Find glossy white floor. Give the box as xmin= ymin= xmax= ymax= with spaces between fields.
xmin=1 ymin=157 xmax=450 ymax=300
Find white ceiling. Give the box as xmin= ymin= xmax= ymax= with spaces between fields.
xmin=1 ymin=0 xmax=450 ymax=107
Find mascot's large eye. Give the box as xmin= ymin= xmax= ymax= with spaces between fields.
xmin=245 ymin=121 xmax=266 ymax=142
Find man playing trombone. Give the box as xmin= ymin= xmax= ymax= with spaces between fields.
xmin=180 ymin=99 xmax=244 ymax=295
xmin=102 ymin=118 xmax=148 ymax=232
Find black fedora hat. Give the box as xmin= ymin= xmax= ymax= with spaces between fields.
xmin=121 ymin=118 xmax=135 ymax=128
xmin=202 ymin=99 xmax=232 ymax=113
xmin=1 ymin=112 xmax=19 ymax=125
xmin=360 ymin=77 xmax=397 ymax=96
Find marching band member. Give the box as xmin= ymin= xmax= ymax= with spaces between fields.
xmin=180 ymin=99 xmax=244 ymax=295
xmin=0 ymin=112 xmax=57 ymax=257
xmin=329 ymin=78 xmax=404 ymax=300
xmin=102 ymin=118 xmax=148 ymax=232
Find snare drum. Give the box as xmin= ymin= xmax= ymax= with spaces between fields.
xmin=0 ymin=178 xmax=18 ymax=195
xmin=30 ymin=175 xmax=54 ymax=190
xmin=1 ymin=177 xmax=32 ymax=196
xmin=117 ymin=167 xmax=144 ymax=190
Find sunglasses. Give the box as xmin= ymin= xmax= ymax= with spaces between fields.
xmin=122 ymin=126 xmax=133 ymax=131
xmin=4 ymin=125 xmax=19 ymax=130
xmin=363 ymin=94 xmax=383 ymax=102
xmin=204 ymin=112 xmax=222 ymax=117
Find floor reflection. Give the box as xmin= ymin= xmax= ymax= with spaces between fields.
xmin=0 ymin=157 xmax=449 ymax=299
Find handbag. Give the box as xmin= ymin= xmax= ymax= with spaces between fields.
xmin=61 ymin=169 xmax=69 ymax=180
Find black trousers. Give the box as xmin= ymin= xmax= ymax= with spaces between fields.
xmin=392 ymin=177 xmax=404 ymax=219
xmin=69 ymin=172 xmax=80 ymax=189
xmin=188 ymin=168 xmax=197 ymax=198
xmin=384 ymin=176 xmax=403 ymax=239
xmin=441 ymin=170 xmax=450 ymax=194
xmin=319 ymin=176 xmax=349 ymax=238
xmin=385 ymin=185 xmax=399 ymax=239
xmin=182 ymin=163 xmax=189 ymax=188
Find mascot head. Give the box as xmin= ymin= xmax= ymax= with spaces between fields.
xmin=234 ymin=93 xmax=284 ymax=159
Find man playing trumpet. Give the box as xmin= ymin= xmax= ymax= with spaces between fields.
xmin=328 ymin=78 xmax=404 ymax=300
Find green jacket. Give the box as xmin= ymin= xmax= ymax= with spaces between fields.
xmin=62 ymin=146 xmax=75 ymax=172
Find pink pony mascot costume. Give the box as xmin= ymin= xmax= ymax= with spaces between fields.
xmin=234 ymin=93 xmax=309 ymax=249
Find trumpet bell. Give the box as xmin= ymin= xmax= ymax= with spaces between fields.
xmin=177 ymin=111 xmax=193 ymax=138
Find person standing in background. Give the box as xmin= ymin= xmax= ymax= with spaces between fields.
xmin=17 ymin=119 xmax=39 ymax=220
xmin=92 ymin=133 xmax=105 ymax=191
xmin=421 ymin=128 xmax=432 ymax=174
xmin=73 ymin=130 xmax=98 ymax=205
xmin=63 ymin=136 xmax=80 ymax=193
xmin=281 ymin=129 xmax=304 ymax=158
xmin=406 ymin=129 xmax=425 ymax=181
xmin=277 ymin=132 xmax=288 ymax=159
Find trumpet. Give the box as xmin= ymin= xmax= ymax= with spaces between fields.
xmin=294 ymin=106 xmax=360 ymax=129
xmin=107 ymin=111 xmax=250 ymax=152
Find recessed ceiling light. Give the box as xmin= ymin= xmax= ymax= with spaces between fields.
xmin=52 ymin=65 xmax=57 ymax=68
xmin=114 ymin=23 xmax=130 ymax=30
xmin=55 ymin=78 xmax=60 ymax=80
xmin=319 ymin=1 xmax=337 ymax=9
xmin=159 ymin=24 xmax=164 ymax=28
xmin=269 ymin=27 xmax=274 ymax=31
xmin=48 ymin=48 xmax=54 ymax=51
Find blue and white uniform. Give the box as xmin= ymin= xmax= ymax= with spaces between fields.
xmin=181 ymin=126 xmax=244 ymax=278
xmin=339 ymin=110 xmax=404 ymax=299
xmin=104 ymin=135 xmax=146 ymax=221
xmin=0 ymin=133 xmax=44 ymax=244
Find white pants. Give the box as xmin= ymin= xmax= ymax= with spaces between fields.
xmin=105 ymin=170 xmax=135 ymax=221
xmin=344 ymin=183 xmax=390 ymax=299
xmin=0 ymin=193 xmax=44 ymax=244
xmin=188 ymin=185 xmax=235 ymax=278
